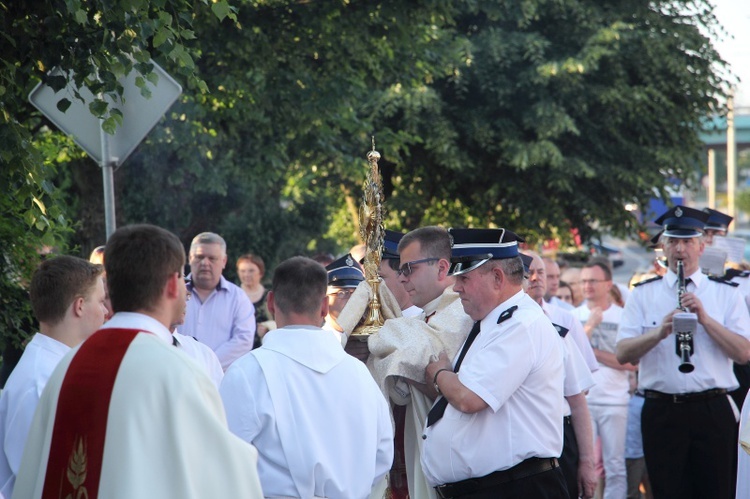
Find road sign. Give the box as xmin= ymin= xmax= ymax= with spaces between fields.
xmin=29 ymin=62 xmax=182 ymax=167
xmin=28 ymin=62 xmax=182 ymax=237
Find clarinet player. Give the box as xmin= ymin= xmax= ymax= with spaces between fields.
xmin=616 ymin=205 xmax=750 ymax=499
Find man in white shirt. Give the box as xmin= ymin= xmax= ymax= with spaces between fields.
xmin=525 ymin=251 xmax=598 ymax=499
xmin=0 ymin=256 xmax=107 ymax=498
xmin=617 ymin=206 xmax=750 ymax=499
xmin=422 ymin=228 xmax=567 ymax=498
xmin=572 ymin=260 xmax=635 ymax=499
xmin=13 ymin=224 xmax=263 ymax=499
xmin=221 ymin=256 xmax=393 ymax=498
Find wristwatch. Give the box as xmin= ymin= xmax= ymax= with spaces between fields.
xmin=433 ymin=368 xmax=452 ymax=396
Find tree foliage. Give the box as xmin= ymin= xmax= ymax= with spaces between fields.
xmin=0 ymin=0 xmax=230 ymax=346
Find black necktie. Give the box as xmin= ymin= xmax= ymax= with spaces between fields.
xmin=426 ymin=305 xmax=518 ymax=427
xmin=426 ymin=321 xmax=480 ymax=427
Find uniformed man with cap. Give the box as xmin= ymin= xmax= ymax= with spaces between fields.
xmin=700 ymin=208 xmax=750 ymax=410
xmin=703 ymin=207 xmax=734 ymax=246
xmin=616 ymin=205 xmax=750 ymax=499
xmin=421 ymin=228 xmax=568 ymax=498
xmin=323 ymin=254 xmax=365 ymax=344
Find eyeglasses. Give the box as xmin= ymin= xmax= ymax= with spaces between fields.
xmin=327 ymin=289 xmax=355 ymax=299
xmin=397 ymin=258 xmax=439 ymax=277
xmin=581 ymin=279 xmax=607 ymax=285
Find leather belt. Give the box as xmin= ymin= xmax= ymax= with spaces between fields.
xmin=643 ymin=388 xmax=727 ymax=404
xmin=563 ymin=415 xmax=572 ymax=425
xmin=435 ymin=457 xmax=559 ymax=498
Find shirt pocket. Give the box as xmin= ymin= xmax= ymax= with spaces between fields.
xmin=642 ymin=314 xmax=662 ymax=335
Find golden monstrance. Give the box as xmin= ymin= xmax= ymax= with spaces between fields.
xmin=351 ymin=137 xmax=385 ymax=338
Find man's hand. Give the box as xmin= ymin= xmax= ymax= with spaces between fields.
xmin=577 ymin=457 xmax=597 ymax=499
xmin=425 ymin=352 xmax=452 ymax=386
xmin=583 ymin=307 xmax=604 ymax=338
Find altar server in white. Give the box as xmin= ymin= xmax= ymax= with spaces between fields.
xmin=12 ymin=224 xmax=263 ymax=499
xmin=221 ymin=256 xmax=393 ymax=499
xmin=0 ymin=256 xmax=107 ymax=498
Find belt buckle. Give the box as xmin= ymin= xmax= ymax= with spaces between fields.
xmin=672 ymin=393 xmax=685 ymax=403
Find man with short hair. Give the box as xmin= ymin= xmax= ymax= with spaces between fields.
xmin=380 ymin=230 xmax=422 ymax=319
xmin=0 ymin=256 xmax=107 ymax=498
xmin=221 ymin=256 xmax=393 ymax=498
xmin=422 ymin=228 xmax=567 ymax=497
xmin=617 ymin=206 xmax=750 ymax=499
xmin=526 ymin=251 xmax=598 ymax=499
xmin=13 ymin=224 xmax=263 ymax=498
xmin=572 ymin=260 xmax=634 ymax=499
xmin=178 ymin=232 xmax=256 ymax=370
xmin=367 ymin=226 xmax=473 ymax=499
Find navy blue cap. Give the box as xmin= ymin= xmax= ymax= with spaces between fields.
xmin=649 ymin=230 xmax=663 ymax=248
xmin=703 ymin=208 xmax=733 ymax=232
xmin=654 ymin=206 xmax=708 ymax=239
xmin=448 ymin=228 xmax=524 ymax=276
xmin=520 ymin=253 xmax=533 ymax=274
xmin=382 ymin=230 xmax=405 ymax=260
xmin=325 ymin=254 xmax=364 ymax=288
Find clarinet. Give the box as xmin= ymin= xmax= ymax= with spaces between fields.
xmin=675 ymin=260 xmax=695 ymax=373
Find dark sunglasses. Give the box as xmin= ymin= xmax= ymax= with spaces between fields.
xmin=397 ymin=258 xmax=439 ymax=277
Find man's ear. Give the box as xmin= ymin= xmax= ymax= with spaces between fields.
xmin=267 ymin=291 xmax=276 ymax=319
xmin=437 ymin=258 xmax=451 ymax=280
xmin=321 ymin=295 xmax=329 ymax=319
xmin=71 ymin=296 xmax=85 ymax=318
xmin=166 ymin=272 xmax=180 ymax=300
xmin=492 ymin=266 xmax=505 ymax=286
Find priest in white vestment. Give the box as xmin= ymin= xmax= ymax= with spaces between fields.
xmin=12 ymin=224 xmax=263 ymax=499
xmin=221 ymin=256 xmax=393 ymax=499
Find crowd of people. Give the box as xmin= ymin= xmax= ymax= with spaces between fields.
xmin=0 ymin=204 xmax=749 ymax=498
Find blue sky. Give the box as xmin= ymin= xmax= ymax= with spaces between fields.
xmin=714 ymin=0 xmax=750 ymax=108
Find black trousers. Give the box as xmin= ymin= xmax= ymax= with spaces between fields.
xmin=443 ymin=467 xmax=570 ymax=499
xmin=558 ymin=416 xmax=579 ymax=499
xmin=641 ymin=394 xmax=736 ymax=499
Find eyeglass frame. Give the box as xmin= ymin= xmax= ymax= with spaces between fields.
xmin=397 ymin=257 xmax=439 ymax=277
xmin=581 ymin=279 xmax=608 ymax=285
xmin=327 ymin=288 xmax=356 ymax=299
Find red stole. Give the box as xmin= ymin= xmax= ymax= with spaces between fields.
xmin=41 ymin=328 xmax=141 ymax=499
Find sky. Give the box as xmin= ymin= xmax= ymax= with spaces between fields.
xmin=713 ymin=0 xmax=750 ymax=109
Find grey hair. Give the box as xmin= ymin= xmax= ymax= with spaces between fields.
xmin=189 ymin=232 xmax=227 ymax=255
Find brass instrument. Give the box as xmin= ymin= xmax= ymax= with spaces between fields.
xmin=675 ymin=259 xmax=695 ymax=373
xmin=352 ymin=138 xmax=385 ymax=338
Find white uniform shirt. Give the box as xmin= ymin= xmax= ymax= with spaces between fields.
xmin=544 ymin=301 xmax=598 ymax=374
xmin=221 ymin=326 xmax=393 ymax=499
xmin=173 ymin=332 xmax=223 ymax=388
xmin=617 ymin=270 xmax=750 ymax=393
xmin=573 ymin=303 xmax=629 ymax=405
xmin=0 ymin=334 xmax=70 ymax=498
xmin=542 ymin=302 xmax=595 ymax=416
xmin=421 ymin=291 xmax=565 ymax=486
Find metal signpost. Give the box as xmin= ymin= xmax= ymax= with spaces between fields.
xmin=29 ymin=62 xmax=182 ymax=238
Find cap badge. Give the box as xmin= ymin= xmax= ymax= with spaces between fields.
xmin=345 ymin=255 xmax=354 ymax=267
xmin=675 ymin=207 xmax=683 ymax=217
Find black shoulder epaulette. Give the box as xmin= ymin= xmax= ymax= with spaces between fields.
xmin=633 ymin=276 xmax=663 ymax=287
xmin=724 ymin=268 xmax=750 ymax=280
xmin=708 ymin=275 xmax=739 ymax=287
xmin=497 ymin=305 xmax=518 ymax=324
xmin=551 ymin=323 xmax=569 ymax=338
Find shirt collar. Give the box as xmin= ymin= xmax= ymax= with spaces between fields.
xmin=664 ymin=268 xmax=705 ymax=289
xmin=101 ymin=312 xmax=173 ymax=345
xmin=186 ymin=274 xmax=229 ymax=292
